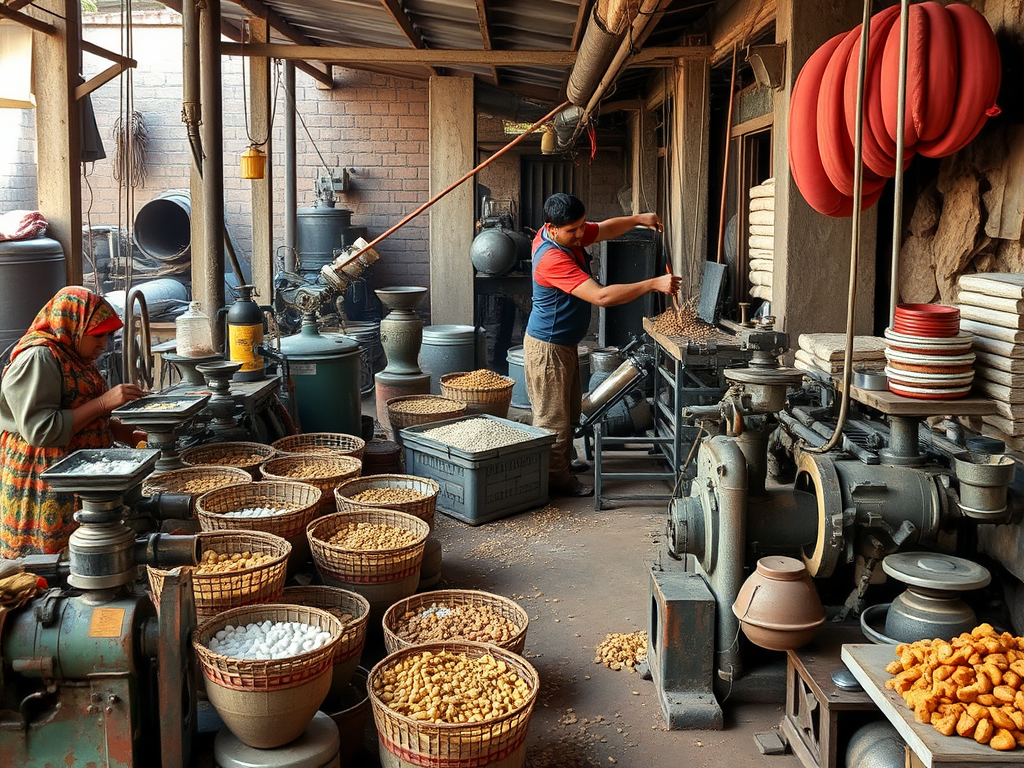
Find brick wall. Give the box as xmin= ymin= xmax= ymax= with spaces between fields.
xmin=0 ymin=106 xmax=38 ymax=210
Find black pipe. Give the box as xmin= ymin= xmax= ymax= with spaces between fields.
xmin=284 ymin=62 xmax=297 ymax=271
xmin=200 ymin=0 xmax=227 ymax=348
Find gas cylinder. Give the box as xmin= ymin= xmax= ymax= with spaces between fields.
xmin=225 ymin=285 xmax=265 ymax=381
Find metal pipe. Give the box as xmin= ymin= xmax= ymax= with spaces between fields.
xmin=284 ymin=61 xmax=297 ymax=270
xmin=181 ymin=0 xmax=202 ymax=169
xmin=200 ymin=0 xmax=226 ymax=347
xmin=888 ymin=0 xmax=911 ymax=326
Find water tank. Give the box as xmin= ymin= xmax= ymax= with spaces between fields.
xmin=0 ymin=237 xmax=66 ymax=357
xmin=470 ymin=227 xmax=530 ymax=276
xmin=420 ymin=325 xmax=480 ymax=395
xmin=295 ymin=205 xmax=367 ymax=280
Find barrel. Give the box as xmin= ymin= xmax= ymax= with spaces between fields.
xmin=420 ymin=325 xmax=480 ymax=395
xmin=0 ymin=237 xmax=66 ymax=358
xmin=135 ymin=190 xmax=191 ymax=260
xmin=279 ymin=323 xmax=363 ymax=436
xmin=506 ymin=345 xmax=591 ymax=410
xmin=340 ymin=321 xmax=385 ymax=397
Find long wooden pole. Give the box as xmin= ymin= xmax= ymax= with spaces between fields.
xmin=715 ymin=44 xmax=738 ymax=264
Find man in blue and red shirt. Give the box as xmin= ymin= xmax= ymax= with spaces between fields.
xmin=525 ymin=193 xmax=680 ymax=497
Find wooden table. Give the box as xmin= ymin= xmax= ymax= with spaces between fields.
xmin=842 ymin=643 xmax=1024 ymax=766
xmin=641 ymin=316 xmax=738 ymax=362
xmin=849 ymin=386 xmax=995 ymax=417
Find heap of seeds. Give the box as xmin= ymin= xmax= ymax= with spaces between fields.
xmin=390 ymin=397 xmax=464 ymax=414
xmin=594 ymin=631 xmax=648 ymax=671
xmin=420 ymin=417 xmax=534 ymax=453
xmin=197 ymin=451 xmax=266 ymax=467
xmin=147 ymin=474 xmax=245 ymax=495
xmin=394 ymin=602 xmax=519 ymax=645
xmin=650 ymin=298 xmax=716 ymax=343
xmin=351 ymin=487 xmax=426 ymax=504
xmin=443 ymin=369 xmax=513 ymax=391
xmin=326 ymin=521 xmax=419 ymax=549
xmin=195 ymin=550 xmax=276 ymax=574
xmin=272 ymin=459 xmax=356 ymax=479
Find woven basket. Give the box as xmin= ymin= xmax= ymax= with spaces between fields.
xmin=369 ymin=641 xmax=538 ymax=768
xmin=148 ymin=530 xmax=290 ymax=618
xmin=260 ymin=455 xmax=362 ymax=516
xmin=386 ymin=395 xmax=467 ymax=432
xmin=179 ymin=442 xmax=276 ymax=479
xmin=382 ymin=589 xmax=529 ymax=655
xmin=143 ymin=465 xmax=253 ymax=497
xmin=281 ymin=585 xmax=370 ymax=696
xmin=272 ymin=433 xmax=366 ymax=461
xmin=334 ymin=474 xmax=440 ymax=529
xmin=440 ymin=372 xmax=514 ymax=418
xmin=307 ymin=509 xmax=429 ymax=613
xmin=193 ymin=603 xmax=343 ymax=749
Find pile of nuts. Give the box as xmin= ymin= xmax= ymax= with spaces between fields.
xmin=443 ymin=370 xmax=513 ymax=391
xmin=394 ymin=602 xmax=519 ymax=645
xmin=152 ymin=476 xmax=240 ymax=494
xmin=326 ymin=521 xmax=419 ymax=549
xmin=390 ymin=397 xmax=463 ymax=414
xmin=199 ymin=451 xmax=266 ymax=467
xmin=595 ymin=631 xmax=648 ymax=671
xmin=885 ymin=623 xmax=1024 ymax=751
xmin=650 ymin=300 xmax=717 ymax=344
xmin=420 ymin=418 xmax=534 ymax=453
xmin=351 ymin=487 xmax=426 ymax=504
xmin=373 ymin=649 xmax=531 ymax=723
xmin=274 ymin=459 xmax=353 ymax=479
xmin=195 ymin=549 xmax=276 ymax=574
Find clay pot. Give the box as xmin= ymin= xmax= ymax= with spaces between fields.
xmin=732 ymin=556 xmax=825 ymax=651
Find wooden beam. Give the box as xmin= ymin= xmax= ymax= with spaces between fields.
xmin=81 ymin=39 xmax=136 ymax=68
xmin=377 ymin=0 xmax=437 ymax=76
xmin=472 ymin=0 xmax=499 ymax=85
xmin=4 ymin=0 xmax=36 ymax=12
xmin=0 ymin=3 xmax=56 ymax=35
xmin=710 ymin=0 xmax=776 ymax=65
xmin=570 ymin=0 xmax=592 ymax=51
xmin=230 ymin=0 xmax=318 ymax=47
xmin=75 ymin=61 xmax=126 ymax=100
xmin=249 ymin=15 xmax=273 ymax=301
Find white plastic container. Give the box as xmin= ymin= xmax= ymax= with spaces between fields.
xmin=175 ymin=301 xmax=216 ymax=357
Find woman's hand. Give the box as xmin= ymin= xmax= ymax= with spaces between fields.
xmin=97 ymin=384 xmax=148 ymax=415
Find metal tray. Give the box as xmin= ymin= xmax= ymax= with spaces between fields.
xmin=41 ymin=448 xmax=161 ymax=492
xmin=112 ymin=394 xmax=210 ymax=423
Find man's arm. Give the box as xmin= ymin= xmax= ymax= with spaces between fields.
xmin=594 ymin=212 xmax=662 ymax=243
xmin=571 ymin=273 xmax=679 ymax=308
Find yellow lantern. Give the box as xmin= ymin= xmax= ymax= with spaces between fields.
xmin=240 ymin=145 xmax=267 ymax=179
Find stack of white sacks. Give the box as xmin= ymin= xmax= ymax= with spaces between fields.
xmin=957 ymin=273 xmax=1024 ymax=437
xmin=748 ymin=178 xmax=774 ymax=302
xmin=793 ymin=333 xmax=887 ymax=378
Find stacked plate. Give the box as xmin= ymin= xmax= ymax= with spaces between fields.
xmin=884 ymin=305 xmax=974 ymax=400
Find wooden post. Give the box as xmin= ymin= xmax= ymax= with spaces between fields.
xmin=670 ymin=57 xmax=710 ymax=298
xmin=629 ymin=109 xmax=658 ymax=216
xmin=248 ymin=15 xmax=273 ymax=302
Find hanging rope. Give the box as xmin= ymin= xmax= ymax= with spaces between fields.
xmin=240 ymin=21 xmax=282 ymax=149
xmin=112 ymin=110 xmax=148 ymax=188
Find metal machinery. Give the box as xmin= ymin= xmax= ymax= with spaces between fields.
xmin=0 ymin=448 xmax=200 ymax=768
xmin=646 ymin=324 xmax=1021 ymax=731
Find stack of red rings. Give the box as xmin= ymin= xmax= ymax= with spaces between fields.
xmin=883 ymin=304 xmax=974 ymax=400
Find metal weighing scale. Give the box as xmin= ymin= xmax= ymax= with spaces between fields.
xmin=214 ymin=711 xmax=342 ymax=768
xmin=112 ymin=394 xmax=211 ymax=472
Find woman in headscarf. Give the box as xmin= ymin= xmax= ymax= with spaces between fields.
xmin=0 ymin=287 xmax=147 ymax=558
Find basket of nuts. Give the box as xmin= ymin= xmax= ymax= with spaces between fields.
xmin=148 ymin=530 xmax=291 ymax=618
xmin=382 ymin=589 xmax=529 ymax=655
xmin=334 ymin=474 xmax=440 ymax=528
xmin=281 ymin=585 xmax=370 ymax=697
xmin=272 ymin=432 xmax=366 ymax=461
xmin=440 ymin=370 xmax=515 ymax=418
xmin=260 ymin=455 xmax=362 ymax=516
xmin=143 ymin=465 xmax=253 ymax=498
xmin=368 ymin=641 xmax=538 ymax=766
xmin=306 ymin=509 xmax=429 ymax=615
xmin=196 ymin=481 xmax=322 ymax=571
xmin=386 ymin=395 xmax=467 ymax=434
xmin=179 ymin=442 xmax=276 ymax=479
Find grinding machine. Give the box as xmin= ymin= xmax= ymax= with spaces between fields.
xmin=646 ymin=327 xmax=1023 ymax=730
xmin=0 ymin=448 xmax=200 ymax=768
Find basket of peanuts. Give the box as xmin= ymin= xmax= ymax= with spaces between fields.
xmin=382 ymin=589 xmax=530 ymax=655
xmin=143 ymin=465 xmax=253 ymax=498
xmin=148 ymin=529 xmax=291 ymax=617
xmin=368 ymin=641 xmax=539 ymax=767
xmin=385 ymin=394 xmax=467 ymax=435
xmin=260 ymin=455 xmax=362 ymax=516
xmin=272 ymin=432 xmax=366 ymax=461
xmin=440 ymin=370 xmax=515 ymax=418
xmin=179 ymin=441 xmax=276 ymax=479
xmin=334 ymin=474 xmax=440 ymax=529
xmin=306 ymin=509 xmax=429 ymax=616
xmin=884 ymin=623 xmax=1024 ymax=752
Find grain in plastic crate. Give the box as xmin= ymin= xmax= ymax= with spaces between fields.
xmin=399 ymin=414 xmax=556 ymax=525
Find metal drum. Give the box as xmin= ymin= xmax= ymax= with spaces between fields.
xmin=506 ymin=345 xmax=591 ymax=410
xmin=340 ymin=321 xmax=385 ymax=397
xmin=0 ymin=236 xmax=65 ymax=359
xmin=295 ymin=205 xmax=366 ymax=281
xmin=420 ymin=325 xmax=480 ymax=395
xmin=279 ymin=321 xmax=362 ymax=435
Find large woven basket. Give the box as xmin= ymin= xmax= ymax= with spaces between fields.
xmin=272 ymin=433 xmax=366 ymax=461
xmin=281 ymin=585 xmax=370 ymax=696
xmin=148 ymin=530 xmax=291 ymax=618
xmin=385 ymin=394 xmax=467 ymax=432
xmin=369 ymin=641 xmax=539 ymax=768
xmin=440 ymin=372 xmax=514 ymax=418
xmin=334 ymin=474 xmax=440 ymax=529
xmin=193 ymin=603 xmax=343 ymax=749
xmin=382 ymin=589 xmax=529 ymax=655
xmin=260 ymin=455 xmax=362 ymax=516
xmin=307 ymin=509 xmax=429 ymax=613
xmin=180 ymin=441 xmax=276 ymax=479
xmin=143 ymin=465 xmax=253 ymax=497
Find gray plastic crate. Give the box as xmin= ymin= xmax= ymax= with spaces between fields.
xmin=399 ymin=414 xmax=556 ymax=525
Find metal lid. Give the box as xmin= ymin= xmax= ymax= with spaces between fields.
xmin=882 ymin=552 xmax=991 ymax=592
xmin=422 ymin=324 xmax=477 ymax=343
xmin=214 ymin=711 xmax=339 ymax=768
xmin=279 ymin=322 xmax=360 ymax=359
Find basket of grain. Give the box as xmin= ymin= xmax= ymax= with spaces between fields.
xmin=272 ymin=432 xmax=366 ymax=461
xmin=382 ymin=589 xmax=529 ymax=655
xmin=148 ymin=530 xmax=291 ymax=617
xmin=193 ymin=603 xmax=343 ymax=749
xmin=196 ymin=481 xmax=321 ymax=572
xmin=307 ymin=509 xmax=429 ymax=617
xmin=386 ymin=394 xmax=467 ymax=435
xmin=281 ymin=585 xmax=370 ymax=697
xmin=440 ymin=370 xmax=515 ymax=418
xmin=143 ymin=465 xmax=253 ymax=498
xmin=179 ymin=442 xmax=276 ymax=479
xmin=368 ymin=641 xmax=539 ymax=768
xmin=334 ymin=474 xmax=440 ymax=529
xmin=260 ymin=455 xmax=362 ymax=516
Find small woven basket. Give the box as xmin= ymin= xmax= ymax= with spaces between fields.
xmin=272 ymin=433 xmax=366 ymax=461
xmin=368 ymin=641 xmax=539 ymax=767
xmin=334 ymin=474 xmax=440 ymax=529
xmin=385 ymin=395 xmax=467 ymax=432
xmin=148 ymin=530 xmax=291 ymax=618
xmin=260 ymin=455 xmax=362 ymax=516
xmin=440 ymin=372 xmax=514 ymax=417
xmin=143 ymin=465 xmax=253 ymax=497
xmin=382 ymin=589 xmax=529 ymax=655
xmin=179 ymin=441 xmax=276 ymax=479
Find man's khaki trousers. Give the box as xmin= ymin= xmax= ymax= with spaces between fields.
xmin=523 ymin=333 xmax=581 ymax=488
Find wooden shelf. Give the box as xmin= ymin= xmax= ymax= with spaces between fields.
xmin=849 ymin=386 xmax=996 ymax=418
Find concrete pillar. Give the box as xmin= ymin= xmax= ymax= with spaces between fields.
xmin=428 ymin=76 xmax=475 ymax=325
xmin=670 ymin=58 xmax=710 ymax=299
xmin=248 ymin=16 xmax=273 ymax=301
xmin=773 ymin=0 xmax=877 ymax=341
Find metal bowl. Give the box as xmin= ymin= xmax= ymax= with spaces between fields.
xmin=852 ymin=365 xmax=887 ymax=391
